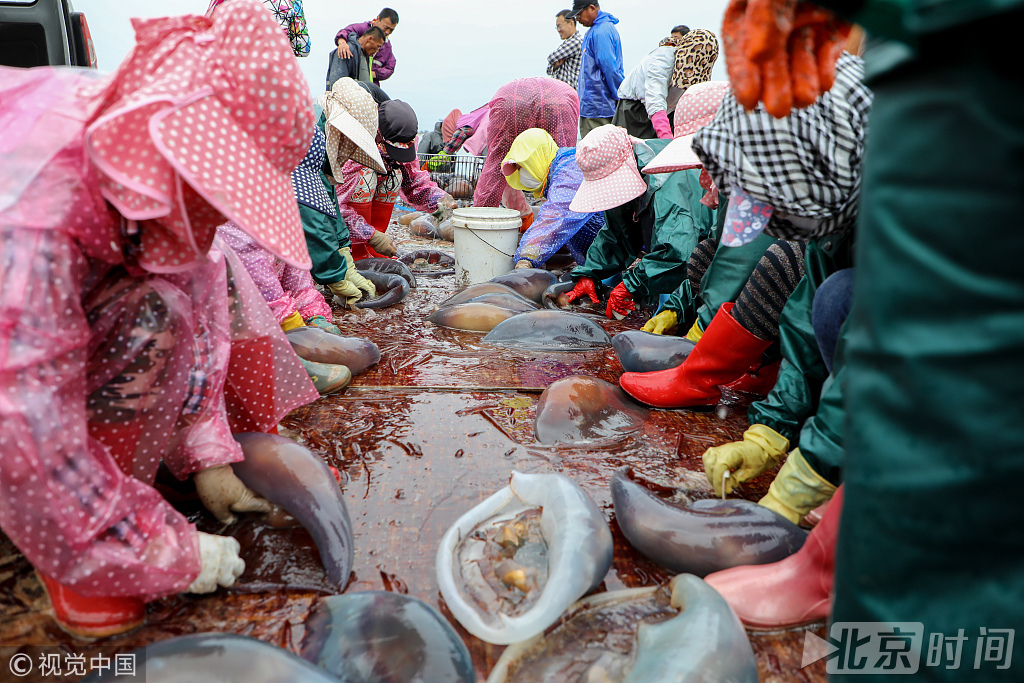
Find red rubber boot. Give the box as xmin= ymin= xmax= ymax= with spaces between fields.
xmin=349 ymin=200 xmax=373 ymax=225
xmin=347 ymin=201 xmax=385 ymax=260
xmin=619 ymin=302 xmax=773 ymax=408
xmin=369 ymin=199 xmax=396 ymax=235
xmin=723 ymin=358 xmax=781 ymax=397
xmin=38 ymin=573 xmax=145 ymax=638
xmin=704 ymin=485 xmax=843 ymax=630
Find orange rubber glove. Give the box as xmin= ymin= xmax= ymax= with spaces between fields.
xmin=565 ymin=277 xmax=599 ymax=305
xmin=722 ymin=0 xmax=851 ymax=118
xmin=606 ymin=282 xmax=635 ymax=319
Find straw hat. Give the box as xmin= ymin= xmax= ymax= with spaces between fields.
xmin=317 ymin=77 xmax=385 ymax=176
xmin=84 ymin=0 xmax=316 ymax=270
xmin=642 ymin=81 xmax=730 ymax=175
xmin=568 ymin=125 xmax=647 ymax=214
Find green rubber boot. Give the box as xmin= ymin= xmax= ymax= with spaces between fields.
xmin=299 ymin=358 xmax=351 ymax=395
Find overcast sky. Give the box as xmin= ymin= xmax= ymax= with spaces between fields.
xmin=75 ymin=0 xmax=730 ymax=131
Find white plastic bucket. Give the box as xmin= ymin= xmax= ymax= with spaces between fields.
xmin=451 ymin=207 xmax=522 ymax=285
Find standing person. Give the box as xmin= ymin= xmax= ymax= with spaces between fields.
xmin=568 ymin=1 xmax=623 ymax=138
xmin=326 ymin=26 xmax=385 ymax=90
xmin=334 ymin=8 xmax=399 ymax=83
xmin=547 ymin=9 xmax=584 ymax=89
xmin=721 ymin=0 xmax=1024 ymax=670
xmin=472 ymin=77 xmax=580 ymax=210
xmin=437 ymin=104 xmax=489 ymax=157
xmin=612 ymin=29 xmax=718 ymax=139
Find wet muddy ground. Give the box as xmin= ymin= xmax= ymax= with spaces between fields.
xmin=0 ymin=211 xmax=826 ymax=682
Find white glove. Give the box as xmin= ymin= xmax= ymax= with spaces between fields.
xmin=187 ymin=532 xmax=245 ymax=594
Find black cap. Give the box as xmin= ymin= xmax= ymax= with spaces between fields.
xmin=378 ymin=99 xmax=418 ymax=163
xmin=567 ymin=0 xmax=594 ymax=19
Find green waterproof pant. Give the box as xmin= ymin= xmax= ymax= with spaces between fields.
xmin=797 ymin=335 xmax=846 ymax=487
xmin=300 ymin=202 xmax=349 ymax=286
xmin=748 ymin=231 xmax=852 ymax=444
xmin=663 ymin=215 xmax=773 ymax=331
xmin=833 ymin=33 xmax=1024 ymax=677
xmin=571 ymin=155 xmax=717 ymax=308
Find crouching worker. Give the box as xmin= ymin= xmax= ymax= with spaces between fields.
xmin=0 ymin=2 xmax=323 ymax=637
xmin=302 ymin=77 xmax=388 ymax=307
xmin=504 ymin=128 xmax=606 ymax=269
xmin=564 ymin=83 xmax=725 ymax=320
xmin=334 ymin=88 xmax=456 ymax=260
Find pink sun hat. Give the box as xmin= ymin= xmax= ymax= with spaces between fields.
xmin=568 ymin=124 xmax=648 ymax=214
xmin=83 ymin=0 xmax=315 ymax=272
xmin=642 ymin=81 xmax=730 ymax=175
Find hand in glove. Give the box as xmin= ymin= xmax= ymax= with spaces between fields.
xmin=194 ymin=465 xmax=273 ymax=525
xmin=641 ymin=309 xmax=678 ymax=335
xmin=651 ymin=110 xmax=673 ymax=139
xmin=368 ymin=230 xmax=396 ymax=257
xmin=758 ymin=447 xmax=837 ymax=523
xmin=427 ymin=151 xmax=452 ymax=171
xmin=339 ymin=246 xmax=376 ymax=299
xmin=565 ymin=277 xmax=600 ymax=305
xmin=187 ymin=532 xmax=245 ymax=594
xmin=432 ymin=193 xmax=458 ymax=222
xmin=438 ymin=193 xmax=458 ymax=211
xmin=328 ymin=279 xmax=363 ymax=306
xmin=702 ymin=424 xmax=789 ymax=497
xmin=515 ymin=259 xmax=534 ymax=269
xmin=722 ymin=0 xmax=851 ymax=118
xmin=606 ymin=282 xmax=636 ymax=319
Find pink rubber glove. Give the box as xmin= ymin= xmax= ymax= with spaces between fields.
xmin=606 ymin=282 xmax=636 ymax=319
xmin=651 ymin=110 xmax=673 ymax=140
xmin=565 ymin=277 xmax=600 ymax=304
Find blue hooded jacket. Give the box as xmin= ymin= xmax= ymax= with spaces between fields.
xmin=577 ymin=11 xmax=624 ymax=119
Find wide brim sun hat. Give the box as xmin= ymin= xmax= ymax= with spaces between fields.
xmin=84 ymin=0 xmax=317 ymax=270
xmin=642 ymin=81 xmax=730 ymax=175
xmin=318 ymin=77 xmax=386 ymax=176
xmin=568 ymin=124 xmax=647 ymax=213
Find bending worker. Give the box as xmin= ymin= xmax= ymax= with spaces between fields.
xmin=503 ymin=128 xmax=606 ymax=269
xmin=564 ymin=83 xmax=728 ymax=319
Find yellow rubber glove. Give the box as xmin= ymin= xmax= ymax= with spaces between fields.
xmin=339 ymin=246 xmax=376 ymax=299
xmin=280 ymin=311 xmax=305 ymax=332
xmin=758 ymin=448 xmax=837 ymax=524
xmin=641 ymin=310 xmax=679 ymax=335
xmin=685 ymin=318 xmax=704 ymax=342
xmin=368 ymin=230 xmax=396 ymax=257
xmin=328 ymin=279 xmax=363 ymax=306
xmin=703 ymin=424 xmax=790 ymax=497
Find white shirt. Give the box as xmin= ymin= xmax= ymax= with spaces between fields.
xmin=616 ymin=45 xmax=679 ymax=118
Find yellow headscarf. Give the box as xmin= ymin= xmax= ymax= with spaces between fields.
xmin=502 ymin=128 xmax=559 ymax=198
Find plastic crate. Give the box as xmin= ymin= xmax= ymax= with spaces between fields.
xmin=416 ymin=152 xmax=486 ymax=201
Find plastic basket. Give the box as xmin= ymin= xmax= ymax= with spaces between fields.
xmin=416 ymin=152 xmax=486 ymax=201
